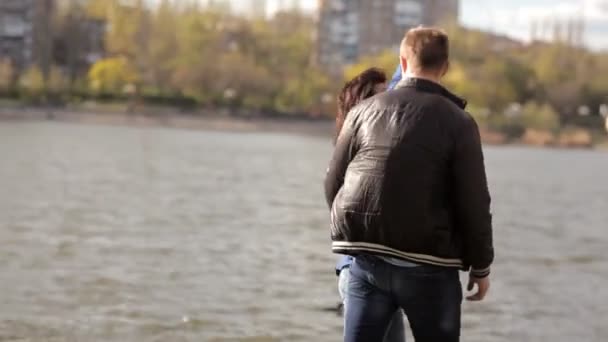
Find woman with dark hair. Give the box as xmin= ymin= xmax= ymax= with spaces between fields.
xmin=334 ymin=67 xmax=406 ymax=342
xmin=335 ymin=68 xmax=388 ymax=139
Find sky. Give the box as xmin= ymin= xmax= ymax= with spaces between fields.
xmin=459 ymin=0 xmax=608 ymax=50
xmin=234 ymin=0 xmax=608 ymax=50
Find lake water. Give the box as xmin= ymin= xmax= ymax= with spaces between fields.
xmin=0 ymin=122 xmax=607 ymax=342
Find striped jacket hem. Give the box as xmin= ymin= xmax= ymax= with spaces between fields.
xmin=332 ymin=241 xmax=464 ymax=268
xmin=332 ymin=241 xmax=492 ymax=277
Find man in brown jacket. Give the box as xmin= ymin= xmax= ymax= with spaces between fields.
xmin=325 ymin=27 xmax=494 ymax=342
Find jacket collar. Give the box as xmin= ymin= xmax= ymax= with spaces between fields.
xmin=395 ymin=77 xmax=468 ymax=110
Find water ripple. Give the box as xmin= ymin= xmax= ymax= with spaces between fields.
xmin=0 ymin=123 xmax=606 ymax=341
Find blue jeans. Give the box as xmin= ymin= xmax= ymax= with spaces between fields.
xmin=345 ymin=256 xmax=462 ymax=342
xmin=339 ymin=267 xmax=406 ymax=342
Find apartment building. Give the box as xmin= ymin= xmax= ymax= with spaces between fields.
xmin=0 ymin=0 xmax=35 ymax=70
xmin=316 ymin=0 xmax=460 ymax=67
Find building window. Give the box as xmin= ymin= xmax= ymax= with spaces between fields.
xmin=394 ymin=0 xmax=423 ymax=26
xmin=1 ymin=15 xmax=28 ymax=37
xmin=343 ymin=44 xmax=358 ymax=63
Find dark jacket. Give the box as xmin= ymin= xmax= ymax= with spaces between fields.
xmin=324 ymin=78 xmax=494 ymax=278
xmin=334 ymin=64 xmax=403 ymax=276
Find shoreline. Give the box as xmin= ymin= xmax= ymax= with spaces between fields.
xmin=0 ymin=107 xmax=335 ymax=137
xmin=1 ymin=107 xmax=606 ymax=151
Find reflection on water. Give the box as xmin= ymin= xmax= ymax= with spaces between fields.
xmin=0 ymin=122 xmax=607 ymax=342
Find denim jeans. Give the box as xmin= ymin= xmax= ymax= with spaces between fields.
xmin=344 ymin=255 xmax=462 ymax=342
xmin=339 ymin=267 xmax=406 ymax=342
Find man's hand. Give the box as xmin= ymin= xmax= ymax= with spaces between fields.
xmin=466 ymin=273 xmax=490 ymax=301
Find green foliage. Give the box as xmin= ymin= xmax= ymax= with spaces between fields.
xmin=88 ymin=57 xmax=139 ymax=94
xmin=48 ymin=66 xmax=68 ymax=93
xmin=215 ymin=52 xmax=278 ymax=110
xmin=146 ymin=0 xmax=178 ymax=90
xmin=275 ymin=69 xmax=332 ymax=114
xmin=19 ymin=66 xmax=45 ymax=98
xmin=520 ymin=102 xmax=561 ymax=132
xmin=76 ymin=3 xmax=328 ymax=114
xmin=468 ymin=59 xmax=519 ymax=111
xmin=4 ymin=1 xmax=607 ymax=125
xmin=486 ymin=113 xmax=525 ymax=139
xmin=344 ymin=49 xmax=398 ymax=82
xmin=0 ymin=58 xmax=14 ymax=92
xmin=84 ymin=0 xmax=113 ymax=19
xmin=485 ymin=102 xmax=560 ymax=138
xmin=104 ymin=0 xmax=149 ymax=59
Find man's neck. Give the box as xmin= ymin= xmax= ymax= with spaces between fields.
xmin=402 ymin=70 xmax=442 ymax=84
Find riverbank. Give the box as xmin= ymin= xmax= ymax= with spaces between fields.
xmin=479 ymin=127 xmax=607 ymax=150
xmin=0 ymin=106 xmax=334 ymax=137
xmin=1 ymin=106 xmax=606 ymax=150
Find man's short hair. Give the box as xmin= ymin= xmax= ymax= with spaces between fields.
xmin=400 ymin=27 xmax=449 ymax=73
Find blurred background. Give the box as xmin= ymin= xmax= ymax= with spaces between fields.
xmin=0 ymin=0 xmax=607 ymax=341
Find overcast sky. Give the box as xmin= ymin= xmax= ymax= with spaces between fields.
xmin=235 ymin=0 xmax=608 ymax=50
xmin=458 ymin=0 xmax=608 ymax=50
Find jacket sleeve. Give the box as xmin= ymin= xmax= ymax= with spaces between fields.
xmin=324 ymin=113 xmax=358 ymax=208
xmin=452 ymin=114 xmax=494 ymax=278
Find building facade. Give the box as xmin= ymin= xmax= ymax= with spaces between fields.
xmin=0 ymin=0 xmax=58 ymax=73
xmin=0 ymin=0 xmax=35 ymax=70
xmin=316 ymin=0 xmax=459 ymax=67
xmin=1 ymin=0 xmax=105 ymax=79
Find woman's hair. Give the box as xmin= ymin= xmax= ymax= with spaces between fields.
xmin=336 ymin=68 xmax=387 ymax=139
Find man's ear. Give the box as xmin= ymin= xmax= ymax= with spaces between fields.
xmin=441 ymin=61 xmax=450 ymax=77
xmin=400 ymin=56 xmax=408 ymax=74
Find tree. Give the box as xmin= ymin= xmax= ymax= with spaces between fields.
xmin=88 ymin=57 xmax=139 ymax=94
xmin=275 ymin=68 xmax=331 ymax=114
xmin=344 ymin=49 xmax=398 ymax=82
xmin=520 ymin=102 xmax=561 ymax=132
xmin=88 ymin=0 xmax=150 ymax=84
xmin=471 ymin=58 xmax=519 ymax=111
xmin=0 ymin=59 xmax=15 ymax=92
xmin=19 ymin=66 xmax=45 ymax=99
xmin=147 ymin=0 xmax=179 ymax=93
xmin=214 ymin=52 xmax=278 ymax=110
xmin=5 ymin=0 xmax=602 ymax=125
xmin=55 ymin=2 xmax=89 ymax=86
xmin=103 ymin=1 xmax=144 ymax=58
xmin=170 ymin=8 xmax=225 ymax=101
xmin=48 ymin=66 xmax=68 ymax=93
xmin=84 ymin=0 xmax=113 ymax=19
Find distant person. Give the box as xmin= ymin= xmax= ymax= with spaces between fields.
xmin=325 ymin=27 xmax=494 ymax=342
xmin=334 ymin=67 xmax=406 ymax=342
